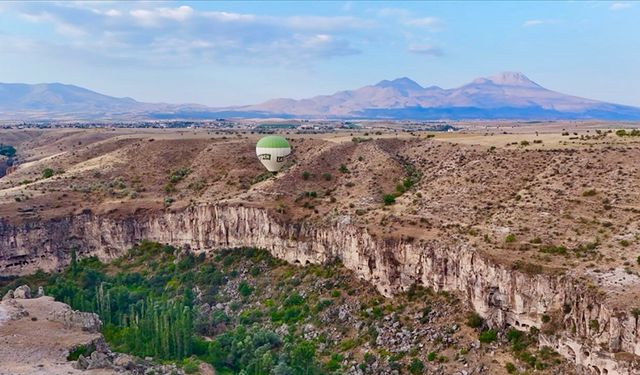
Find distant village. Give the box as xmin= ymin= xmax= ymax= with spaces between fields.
xmin=0 ymin=119 xmax=459 ymax=133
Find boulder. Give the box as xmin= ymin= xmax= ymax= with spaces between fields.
xmin=13 ymin=285 xmax=31 ymax=299
xmin=73 ymin=354 xmax=90 ymax=370
xmin=113 ymin=353 xmax=137 ymax=370
xmin=87 ymin=351 xmax=111 ymax=369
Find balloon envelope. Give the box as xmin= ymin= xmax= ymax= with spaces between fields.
xmin=256 ymin=136 xmax=291 ymax=172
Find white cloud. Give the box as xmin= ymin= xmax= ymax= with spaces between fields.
xmin=408 ymin=44 xmax=443 ymax=57
xmin=405 ymin=17 xmax=443 ymax=29
xmin=203 ymin=11 xmax=256 ymax=23
xmin=130 ymin=5 xmax=194 ymax=26
xmin=610 ymin=2 xmax=632 ymax=10
xmin=4 ymin=3 xmax=364 ymax=67
xmin=523 ymin=19 xmax=545 ymax=27
xmin=522 ymin=19 xmax=559 ymax=27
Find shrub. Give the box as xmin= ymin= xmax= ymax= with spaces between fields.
xmin=302 ymin=171 xmax=311 ymax=180
xmin=238 ymin=281 xmax=253 ymax=297
xmin=338 ymin=164 xmax=349 ymax=173
xmin=67 ymin=344 xmax=95 ymax=361
xmin=169 ymin=168 xmax=191 ymax=183
xmin=582 ymin=189 xmax=597 ymax=197
xmin=505 ymin=234 xmax=516 ymax=243
xmin=466 ymin=312 xmax=484 ymax=328
xmin=520 ymin=140 xmax=530 ymax=146
xmin=408 ymin=358 xmax=425 ymax=374
xmin=539 ymin=245 xmax=568 ymax=255
xmin=427 ymin=352 xmax=437 ymax=361
xmin=383 ymin=194 xmax=396 ymax=205
xmin=541 ymin=314 xmax=551 ymax=323
xmin=42 ymin=168 xmax=55 ymax=178
xmin=479 ymin=329 xmax=498 ymax=343
xmin=183 ymin=360 xmax=199 ymax=374
xmin=505 ymin=362 xmax=517 ymax=374
xmin=322 ymin=172 xmax=332 ymax=181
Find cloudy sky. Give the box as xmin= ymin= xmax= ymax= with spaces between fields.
xmin=0 ymin=1 xmax=638 ymax=106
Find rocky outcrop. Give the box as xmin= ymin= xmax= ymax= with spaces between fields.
xmin=13 ymin=285 xmax=31 ymax=299
xmin=50 ymin=304 xmax=102 ymax=333
xmin=1 ymin=204 xmax=639 ymax=374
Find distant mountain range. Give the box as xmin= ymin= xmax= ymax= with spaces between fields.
xmin=1 ymin=72 xmax=639 ymax=120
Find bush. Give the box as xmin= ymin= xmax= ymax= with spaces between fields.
xmin=238 ymin=281 xmax=253 ymax=297
xmin=479 ymin=329 xmax=498 ymax=343
xmin=539 ymin=245 xmax=568 ymax=255
xmin=383 ymin=194 xmax=396 ymax=205
xmin=322 ymin=172 xmax=332 ymax=181
xmin=67 ymin=344 xmax=95 ymax=360
xmin=42 ymin=168 xmax=55 ymax=179
xmin=408 ymin=358 xmax=425 ymax=374
xmin=183 ymin=360 xmax=199 ymax=374
xmin=466 ymin=312 xmax=484 ymax=328
xmin=582 ymin=189 xmax=597 ymax=197
xmin=338 ymin=164 xmax=349 ymax=173
xmin=505 ymin=362 xmax=517 ymax=374
xmin=302 ymin=171 xmax=311 ymax=180
xmin=505 ymin=234 xmax=516 ymax=243
xmin=169 ymin=168 xmax=191 ymax=183
xmin=427 ymin=351 xmax=437 ymax=361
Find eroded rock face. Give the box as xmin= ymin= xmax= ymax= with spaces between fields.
xmin=1 ymin=204 xmax=639 ymax=374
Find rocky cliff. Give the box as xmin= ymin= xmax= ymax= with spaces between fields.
xmin=1 ymin=204 xmax=639 ymax=374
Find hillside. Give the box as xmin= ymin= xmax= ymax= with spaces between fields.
xmin=1 ymin=127 xmax=640 ymax=374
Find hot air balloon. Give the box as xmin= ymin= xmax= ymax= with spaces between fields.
xmin=255 ymin=135 xmax=291 ymax=172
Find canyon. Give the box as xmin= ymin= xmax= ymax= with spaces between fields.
xmin=1 ymin=203 xmax=639 ymax=374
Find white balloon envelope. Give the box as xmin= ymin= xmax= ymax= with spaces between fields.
xmin=255 ymin=135 xmax=291 ymax=172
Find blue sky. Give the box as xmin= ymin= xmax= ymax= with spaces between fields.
xmin=0 ymin=1 xmax=638 ymax=106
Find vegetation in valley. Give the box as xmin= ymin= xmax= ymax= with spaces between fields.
xmin=0 ymin=143 xmax=16 ymax=157
xmin=1 ymin=242 xmax=567 ymax=374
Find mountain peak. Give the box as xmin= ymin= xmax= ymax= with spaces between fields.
xmin=473 ymin=72 xmax=540 ymax=87
xmin=374 ymin=77 xmax=423 ymax=91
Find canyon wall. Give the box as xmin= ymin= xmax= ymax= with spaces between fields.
xmin=1 ymin=204 xmax=639 ymax=374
